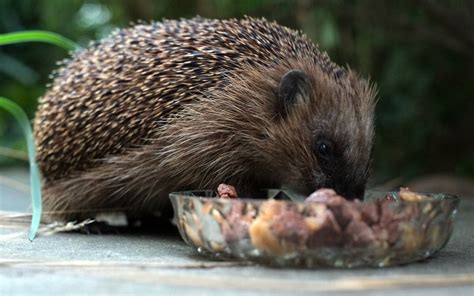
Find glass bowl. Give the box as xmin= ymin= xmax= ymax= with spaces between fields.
xmin=169 ymin=190 xmax=459 ymax=268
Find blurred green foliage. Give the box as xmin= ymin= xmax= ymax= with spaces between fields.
xmin=1 ymin=0 xmax=473 ymax=184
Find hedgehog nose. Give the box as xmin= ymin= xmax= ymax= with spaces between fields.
xmin=337 ymin=184 xmax=365 ymax=201
xmin=321 ymin=178 xmax=365 ymax=200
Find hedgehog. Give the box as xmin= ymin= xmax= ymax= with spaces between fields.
xmin=34 ymin=17 xmax=376 ymax=222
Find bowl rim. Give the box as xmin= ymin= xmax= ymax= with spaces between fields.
xmin=169 ymin=189 xmax=459 ymax=205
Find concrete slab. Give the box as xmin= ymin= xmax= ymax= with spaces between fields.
xmin=1 ymin=168 xmax=473 ymax=295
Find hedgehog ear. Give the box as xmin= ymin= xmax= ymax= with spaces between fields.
xmin=277 ymin=69 xmax=310 ymax=118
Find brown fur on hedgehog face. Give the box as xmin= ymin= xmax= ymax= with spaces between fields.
xmin=267 ymin=62 xmax=376 ymax=199
xmin=158 ymin=58 xmax=376 ymax=199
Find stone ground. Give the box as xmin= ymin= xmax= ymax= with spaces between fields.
xmin=1 ymin=167 xmax=473 ymax=295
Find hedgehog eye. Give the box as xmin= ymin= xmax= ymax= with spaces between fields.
xmin=318 ymin=143 xmax=330 ymax=156
xmin=314 ymin=139 xmax=333 ymax=159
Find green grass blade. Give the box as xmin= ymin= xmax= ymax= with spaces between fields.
xmin=0 ymin=30 xmax=79 ymax=51
xmin=0 ymin=97 xmax=42 ymax=241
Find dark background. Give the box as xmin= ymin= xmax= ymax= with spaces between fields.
xmin=0 ymin=0 xmax=473 ymax=189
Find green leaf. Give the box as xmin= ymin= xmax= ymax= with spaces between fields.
xmin=0 ymin=30 xmax=79 ymax=51
xmin=0 ymin=97 xmax=42 ymax=241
